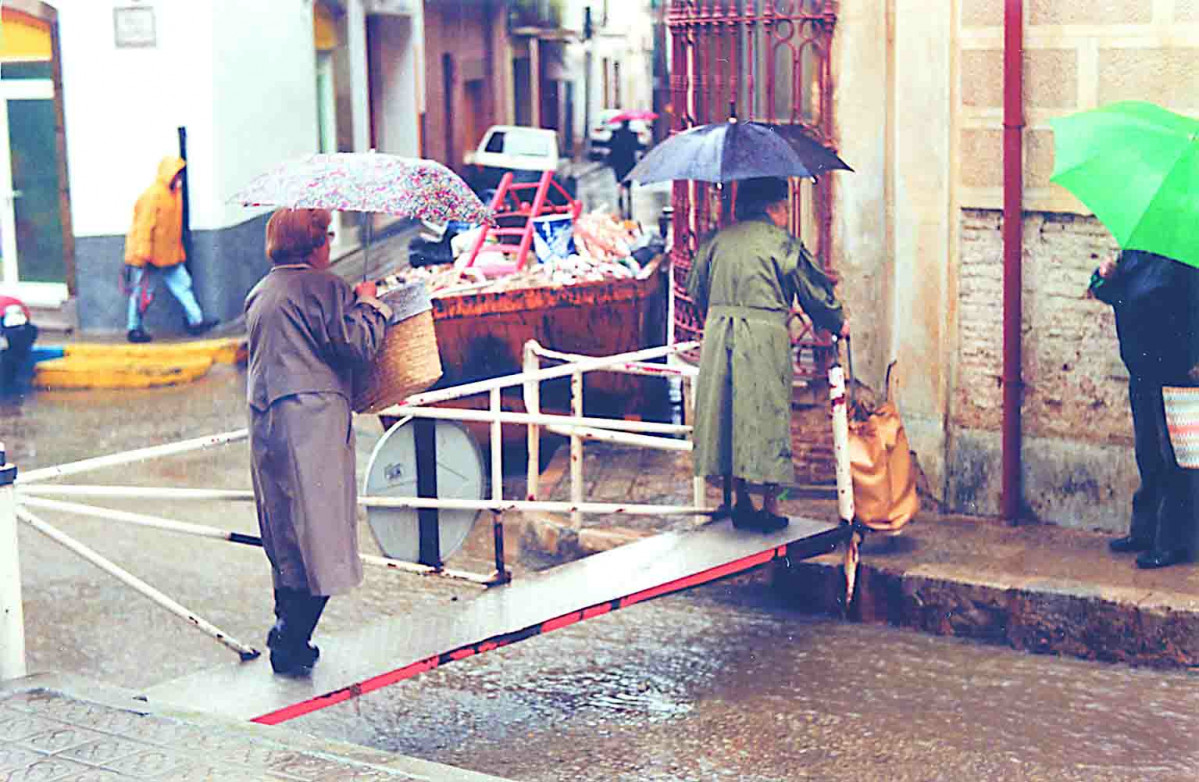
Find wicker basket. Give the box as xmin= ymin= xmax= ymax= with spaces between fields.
xmin=1162 ymin=386 xmax=1199 ymax=469
xmin=352 ymin=286 xmax=443 ymax=414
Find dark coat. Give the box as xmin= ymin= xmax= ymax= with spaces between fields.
xmin=1092 ymin=250 xmax=1198 ymax=382
xmin=608 ymin=125 xmax=642 ymax=182
xmin=245 ymin=265 xmax=389 ymax=595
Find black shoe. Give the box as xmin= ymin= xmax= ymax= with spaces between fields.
xmin=266 ymin=625 xmax=320 ymax=676
xmin=185 ymin=318 xmax=219 ymax=337
xmin=1135 ymin=548 xmax=1190 ymax=569
xmin=1109 ymin=535 xmax=1152 ymax=553
xmin=126 ymin=328 xmax=152 ymax=344
xmin=733 ymin=505 xmax=789 ymax=533
xmin=731 ymin=501 xmax=760 ymax=530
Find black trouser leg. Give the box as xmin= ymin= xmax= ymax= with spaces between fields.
xmin=293 ymin=594 xmax=329 ymax=647
xmin=1129 ymin=376 xmax=1166 ymax=543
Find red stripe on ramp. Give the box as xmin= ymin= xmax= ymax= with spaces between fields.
xmin=251 ymin=544 xmax=785 ymax=725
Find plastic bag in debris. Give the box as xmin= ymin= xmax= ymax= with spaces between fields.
xmin=532 ymin=214 xmax=577 ymax=264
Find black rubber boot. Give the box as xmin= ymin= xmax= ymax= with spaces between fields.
xmin=267 ymin=589 xmax=324 ymax=676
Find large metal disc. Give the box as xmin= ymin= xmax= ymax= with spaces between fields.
xmin=363 ymin=418 xmax=486 ymax=563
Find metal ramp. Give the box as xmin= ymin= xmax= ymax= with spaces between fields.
xmin=141 ymin=516 xmax=849 ymax=725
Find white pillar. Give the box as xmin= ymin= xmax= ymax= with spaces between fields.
xmin=348 ymin=0 xmax=372 ymax=153
xmin=0 ymin=443 xmax=26 ymax=681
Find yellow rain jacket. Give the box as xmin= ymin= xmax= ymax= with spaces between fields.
xmin=124 ymin=156 xmax=186 ymax=268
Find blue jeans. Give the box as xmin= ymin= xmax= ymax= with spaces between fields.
xmin=126 ymin=264 xmax=204 ymax=331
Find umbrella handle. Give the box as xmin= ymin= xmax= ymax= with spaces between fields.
xmin=363 ymin=214 xmax=373 ymax=283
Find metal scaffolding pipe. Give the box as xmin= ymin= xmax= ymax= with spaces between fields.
xmin=0 ymin=450 xmax=25 ymax=681
xmin=16 ymin=506 xmax=259 ymax=660
xmin=18 ymin=495 xmax=492 ymax=584
xmin=545 ymin=424 xmax=692 ymax=451
xmin=19 ymin=485 xmax=255 ymax=501
xmin=384 ymin=341 xmax=699 ymax=412
xmin=17 ymin=430 xmax=248 ymax=486
xmin=398 ymin=405 xmax=691 ymax=435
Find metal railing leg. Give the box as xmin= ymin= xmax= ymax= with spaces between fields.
xmin=571 ymin=370 xmax=584 ymax=529
xmin=489 ymin=388 xmax=509 ymax=582
xmin=0 ymin=444 xmax=26 ymax=681
xmin=523 ymin=342 xmax=541 ymax=501
xmin=686 ymin=376 xmax=705 ymax=523
xmin=15 ymin=506 xmax=260 ymax=661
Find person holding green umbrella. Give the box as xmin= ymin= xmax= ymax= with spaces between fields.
xmin=1089 ymin=250 xmax=1198 ymax=568
xmin=1054 ymin=100 xmax=1199 ymax=568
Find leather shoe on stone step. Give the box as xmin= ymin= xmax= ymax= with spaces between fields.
xmin=1135 ymin=548 xmax=1190 ymax=569
xmin=1109 ymin=535 xmax=1152 ymax=553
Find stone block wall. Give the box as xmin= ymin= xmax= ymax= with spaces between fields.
xmin=951 ymin=209 xmax=1140 ymax=528
xmin=958 ymin=0 xmax=1199 ymax=213
xmin=941 ymin=2 xmax=1199 ymax=526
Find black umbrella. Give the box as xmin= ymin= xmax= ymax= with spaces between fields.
xmin=625 ymin=119 xmax=852 ymax=184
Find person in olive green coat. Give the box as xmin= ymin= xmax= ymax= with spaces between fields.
xmin=687 ymin=177 xmax=849 ymax=531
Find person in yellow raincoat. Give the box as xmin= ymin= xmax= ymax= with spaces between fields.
xmin=687 ymin=176 xmax=849 ymax=531
xmin=123 ymin=155 xmax=218 ymax=343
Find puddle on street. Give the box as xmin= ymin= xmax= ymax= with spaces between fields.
xmin=292 ymin=580 xmax=1199 ymax=781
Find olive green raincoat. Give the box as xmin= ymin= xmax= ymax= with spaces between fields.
xmin=687 ymin=218 xmax=845 ymax=484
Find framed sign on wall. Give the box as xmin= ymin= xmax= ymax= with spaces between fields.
xmin=113 ymin=4 xmax=156 ymax=49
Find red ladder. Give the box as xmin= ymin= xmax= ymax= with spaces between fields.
xmin=465 ymin=171 xmax=582 ymax=272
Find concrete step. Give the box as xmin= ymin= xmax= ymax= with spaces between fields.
xmin=523 ymin=442 xmax=1199 ymax=669
xmin=28 ymin=297 xmax=77 ymax=338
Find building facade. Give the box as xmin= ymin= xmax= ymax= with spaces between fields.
xmin=0 ymin=0 xmax=655 ymax=334
xmin=832 ymin=0 xmax=1199 ymax=530
xmin=0 ymin=0 xmax=424 ymax=334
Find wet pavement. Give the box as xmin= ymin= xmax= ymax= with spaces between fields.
xmin=290 ymin=582 xmax=1199 ymax=781
xmin=6 ymin=169 xmax=1199 ymax=778
xmin=5 ymin=358 xmax=1199 ymax=779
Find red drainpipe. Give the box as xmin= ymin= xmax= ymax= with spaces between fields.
xmin=1002 ymin=0 xmax=1024 ymax=522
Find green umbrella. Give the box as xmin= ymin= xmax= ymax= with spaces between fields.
xmin=1050 ymin=101 xmax=1199 ymax=268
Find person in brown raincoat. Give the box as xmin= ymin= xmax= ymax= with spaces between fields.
xmin=245 ymin=208 xmax=391 ymax=675
xmin=687 ymin=176 xmax=849 ymax=531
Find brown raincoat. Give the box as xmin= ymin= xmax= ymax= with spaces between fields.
xmin=245 ymin=265 xmax=390 ymax=596
xmin=687 ymin=218 xmax=844 ymax=484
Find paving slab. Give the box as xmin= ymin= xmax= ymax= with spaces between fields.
xmin=0 ymin=673 xmax=511 ymax=781
xmin=515 ymin=441 xmax=1199 ymax=668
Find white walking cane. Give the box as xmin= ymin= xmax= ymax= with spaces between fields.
xmin=828 ymin=336 xmax=863 ymax=609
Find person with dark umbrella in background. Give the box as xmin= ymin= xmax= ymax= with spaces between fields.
xmin=1093 ymin=249 xmax=1199 ymax=569
xmin=245 ymin=208 xmax=392 ymax=675
xmin=687 ymin=176 xmax=849 ymax=531
xmin=607 ymin=120 xmax=644 ymax=219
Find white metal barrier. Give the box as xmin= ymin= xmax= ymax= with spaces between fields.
xmin=1 ymin=340 xmax=710 ymax=680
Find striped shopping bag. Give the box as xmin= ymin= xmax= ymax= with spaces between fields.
xmin=1162 ymin=387 xmax=1199 ymax=469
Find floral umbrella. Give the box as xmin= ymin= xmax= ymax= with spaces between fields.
xmin=232 ymin=152 xmax=492 ymax=226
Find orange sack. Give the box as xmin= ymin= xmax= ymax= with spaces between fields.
xmin=848 ymin=363 xmax=918 ymax=533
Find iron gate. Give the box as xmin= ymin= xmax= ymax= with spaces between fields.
xmin=666 ymin=0 xmax=838 ymax=379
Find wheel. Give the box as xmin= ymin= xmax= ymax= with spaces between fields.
xmin=362 ymin=418 xmax=487 ymax=563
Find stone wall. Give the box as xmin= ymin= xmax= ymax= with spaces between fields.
xmin=941 ymin=0 xmax=1199 ymax=526
xmin=955 ymin=209 xmax=1127 ymax=441
xmin=950 ymin=209 xmax=1141 ymax=528
xmin=959 ymin=0 xmax=1199 ymax=212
